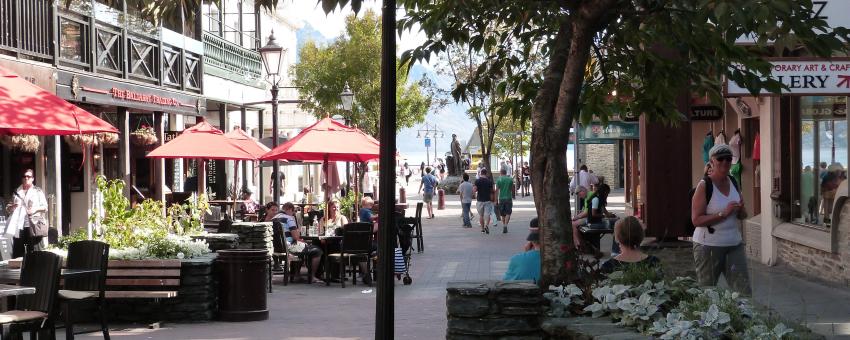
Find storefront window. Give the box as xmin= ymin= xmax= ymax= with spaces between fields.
xmin=796 ymin=96 xmax=848 ymax=227
xmin=59 ymin=18 xmax=86 ymax=63
xmin=209 ymin=0 xmax=260 ymax=49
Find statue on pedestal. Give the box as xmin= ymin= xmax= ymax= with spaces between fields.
xmin=450 ymin=134 xmax=463 ymax=176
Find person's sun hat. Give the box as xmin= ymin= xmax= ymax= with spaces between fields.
xmin=709 ymin=144 xmax=733 ymax=159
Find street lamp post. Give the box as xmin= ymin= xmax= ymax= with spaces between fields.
xmin=259 ymin=31 xmax=285 ymax=205
xmin=416 ymin=123 xmax=444 ymax=167
xmin=340 ymin=82 xmax=354 ymax=193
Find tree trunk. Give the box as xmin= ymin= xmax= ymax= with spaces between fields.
xmin=533 ymin=1 xmax=617 ymax=286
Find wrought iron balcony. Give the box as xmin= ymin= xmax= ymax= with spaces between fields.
xmin=0 ymin=0 xmax=203 ymax=94
xmin=202 ymin=31 xmax=263 ymax=87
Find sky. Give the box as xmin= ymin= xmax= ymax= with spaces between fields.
xmin=278 ymin=1 xmax=478 ymax=166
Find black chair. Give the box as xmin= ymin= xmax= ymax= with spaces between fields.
xmin=270 ymin=220 xmax=303 ymax=287
xmin=0 ymin=251 xmax=62 ymax=340
xmin=59 ymin=240 xmax=110 ymax=340
xmin=326 ymin=223 xmax=373 ymax=288
xmin=406 ymin=202 xmax=424 ymax=253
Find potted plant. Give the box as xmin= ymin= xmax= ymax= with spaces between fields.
xmin=130 ymin=125 xmax=157 ymax=146
xmin=1 ymin=134 xmax=40 ymax=152
xmin=64 ymin=134 xmax=99 ymax=146
xmin=97 ymin=132 xmax=119 ymax=146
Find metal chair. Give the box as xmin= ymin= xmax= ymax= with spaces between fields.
xmin=406 ymin=202 xmax=424 ymax=252
xmin=0 ymin=251 xmax=62 ymax=340
xmin=270 ymin=220 xmax=303 ymax=287
xmin=59 ymin=240 xmax=110 ymax=340
xmin=326 ymin=223 xmax=373 ymax=288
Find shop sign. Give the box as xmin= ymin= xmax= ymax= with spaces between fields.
xmin=206 ymin=160 xmax=217 ymax=186
xmin=424 ymin=137 xmax=431 ymax=148
xmin=736 ymin=1 xmax=850 ymax=44
xmin=110 ymin=88 xmax=184 ymax=107
xmin=577 ymin=121 xmax=639 ymax=142
xmin=691 ymin=105 xmax=723 ymax=120
xmin=727 ymin=59 xmax=850 ymax=95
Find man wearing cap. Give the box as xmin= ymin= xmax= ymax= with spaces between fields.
xmin=690 ymin=144 xmax=751 ymax=295
xmin=503 ymin=218 xmax=541 ymax=283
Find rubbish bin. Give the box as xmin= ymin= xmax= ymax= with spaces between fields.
xmin=217 ymin=249 xmax=269 ymax=321
xmin=399 ymin=187 xmax=406 ymax=203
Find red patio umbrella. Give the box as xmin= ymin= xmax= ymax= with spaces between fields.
xmin=147 ymin=121 xmax=256 ymax=161
xmin=260 ymin=117 xmax=380 ymax=163
xmin=261 ymin=118 xmax=381 ymax=227
xmin=0 ymin=67 xmax=117 ymax=135
xmin=224 ymin=128 xmax=270 ymax=159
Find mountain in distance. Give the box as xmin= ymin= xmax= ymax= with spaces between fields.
xmin=295 ymin=22 xmax=329 ymax=60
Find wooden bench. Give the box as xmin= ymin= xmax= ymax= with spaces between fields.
xmin=9 ymin=258 xmax=181 ymax=299
xmin=100 ymin=260 xmax=181 ymax=299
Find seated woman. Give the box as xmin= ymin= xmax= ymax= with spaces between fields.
xmin=274 ymin=202 xmax=324 ymax=284
xmin=571 ymin=183 xmax=610 ymax=251
xmin=320 ymin=199 xmax=348 ymax=236
xmin=601 ymin=216 xmax=661 ymax=274
xmin=238 ymin=189 xmax=259 ymax=220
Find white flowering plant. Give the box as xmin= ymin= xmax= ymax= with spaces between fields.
xmin=545 ymin=264 xmax=813 ymax=339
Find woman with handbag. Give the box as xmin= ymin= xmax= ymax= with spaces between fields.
xmin=4 ymin=169 xmax=48 ymax=257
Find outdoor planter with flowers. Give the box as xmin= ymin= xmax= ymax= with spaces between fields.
xmin=57 ymin=175 xmax=211 ymax=260
xmin=129 ymin=125 xmax=157 ymax=146
xmin=544 ymin=264 xmax=820 ymax=339
xmin=1 ymin=134 xmax=40 ymax=152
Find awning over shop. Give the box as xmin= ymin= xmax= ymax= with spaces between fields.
xmin=0 ymin=67 xmax=117 ymax=135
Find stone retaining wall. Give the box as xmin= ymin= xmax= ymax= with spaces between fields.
xmin=776 ymin=200 xmax=850 ymax=287
xmin=446 ymin=281 xmax=544 ymax=339
xmin=231 ymin=222 xmax=273 ymax=252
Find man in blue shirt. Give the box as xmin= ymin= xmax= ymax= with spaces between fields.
xmin=418 ymin=167 xmax=438 ymax=219
xmin=503 ymin=220 xmax=541 ymax=283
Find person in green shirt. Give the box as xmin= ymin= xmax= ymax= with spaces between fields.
xmin=496 ymin=168 xmax=515 ymax=233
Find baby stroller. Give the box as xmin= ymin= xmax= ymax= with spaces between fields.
xmin=396 ymin=219 xmax=415 ymax=285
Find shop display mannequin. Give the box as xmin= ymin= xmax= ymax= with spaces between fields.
xmin=702 ymin=130 xmax=714 ymax=164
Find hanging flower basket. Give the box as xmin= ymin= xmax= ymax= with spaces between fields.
xmin=1 ymin=135 xmax=40 ymax=152
xmin=130 ymin=126 xmax=158 ymax=146
xmin=97 ymin=132 xmax=119 ymax=146
xmin=64 ymin=134 xmax=99 ymax=147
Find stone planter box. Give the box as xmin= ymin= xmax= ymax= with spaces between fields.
xmin=230 ymin=222 xmax=273 ymax=252
xmin=192 ymin=233 xmax=239 ymax=252
xmin=11 ymin=255 xmax=219 ymax=323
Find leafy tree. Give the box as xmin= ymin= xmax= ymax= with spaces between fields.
xmin=292 ymin=10 xmax=431 ymax=139
xmin=492 ymin=118 xmax=531 ymax=163
xmin=391 ymin=0 xmax=850 ymax=286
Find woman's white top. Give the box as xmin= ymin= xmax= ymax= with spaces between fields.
xmin=5 ymin=185 xmax=48 ymax=238
xmin=693 ymin=180 xmax=742 ymax=247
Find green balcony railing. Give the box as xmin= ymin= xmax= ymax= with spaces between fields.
xmin=203 ymin=31 xmax=263 ymax=86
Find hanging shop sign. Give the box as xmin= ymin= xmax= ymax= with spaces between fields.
xmin=690 ymin=105 xmax=724 ymax=120
xmin=726 ymin=59 xmax=850 ymax=96
xmin=577 ymin=121 xmax=639 ymax=142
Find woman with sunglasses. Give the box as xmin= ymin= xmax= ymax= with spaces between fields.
xmin=690 ymin=144 xmax=751 ymax=295
xmin=4 ymin=169 xmax=48 ymax=257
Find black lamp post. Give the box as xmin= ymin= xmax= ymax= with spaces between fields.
xmin=340 ymin=82 xmax=354 ymax=192
xmin=259 ymin=31 xmax=285 ymax=205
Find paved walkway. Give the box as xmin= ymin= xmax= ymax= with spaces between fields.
xmin=69 ymin=187 xmax=850 ymax=339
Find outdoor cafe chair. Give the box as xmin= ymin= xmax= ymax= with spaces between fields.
xmin=271 ymin=220 xmax=303 ymax=288
xmin=59 ymin=240 xmax=110 ymax=340
xmin=0 ymin=251 xmax=62 ymax=340
xmin=402 ymin=202 xmax=424 ymax=253
xmin=326 ymin=223 xmax=373 ymax=288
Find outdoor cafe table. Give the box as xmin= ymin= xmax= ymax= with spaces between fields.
xmin=208 ymin=200 xmax=247 ymax=217
xmin=0 ymin=268 xmax=101 ymax=285
xmin=0 ymin=284 xmax=34 ymax=298
xmin=302 ymin=236 xmax=343 ymax=282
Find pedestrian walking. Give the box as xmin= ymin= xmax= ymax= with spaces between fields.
xmin=458 ymin=173 xmax=474 ymax=228
xmin=404 ymin=162 xmax=412 ymax=186
xmin=521 ymin=161 xmax=531 ymax=196
xmin=690 ymin=144 xmax=752 ymax=295
xmin=418 ymin=167 xmax=438 ymax=219
xmin=496 ymin=168 xmax=515 ymax=233
xmin=473 ymin=168 xmax=495 ymax=234
xmin=569 ymin=165 xmax=598 ymax=212
xmin=5 ymin=169 xmax=48 ymax=257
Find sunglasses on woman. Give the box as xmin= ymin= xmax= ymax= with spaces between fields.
xmin=714 ymin=156 xmax=732 ymax=163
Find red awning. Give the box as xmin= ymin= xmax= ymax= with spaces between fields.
xmin=224 ymin=128 xmax=270 ymax=159
xmin=147 ymin=121 xmax=257 ymax=160
xmin=261 ymin=118 xmax=380 ymax=163
xmin=0 ymin=67 xmax=117 ymax=135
